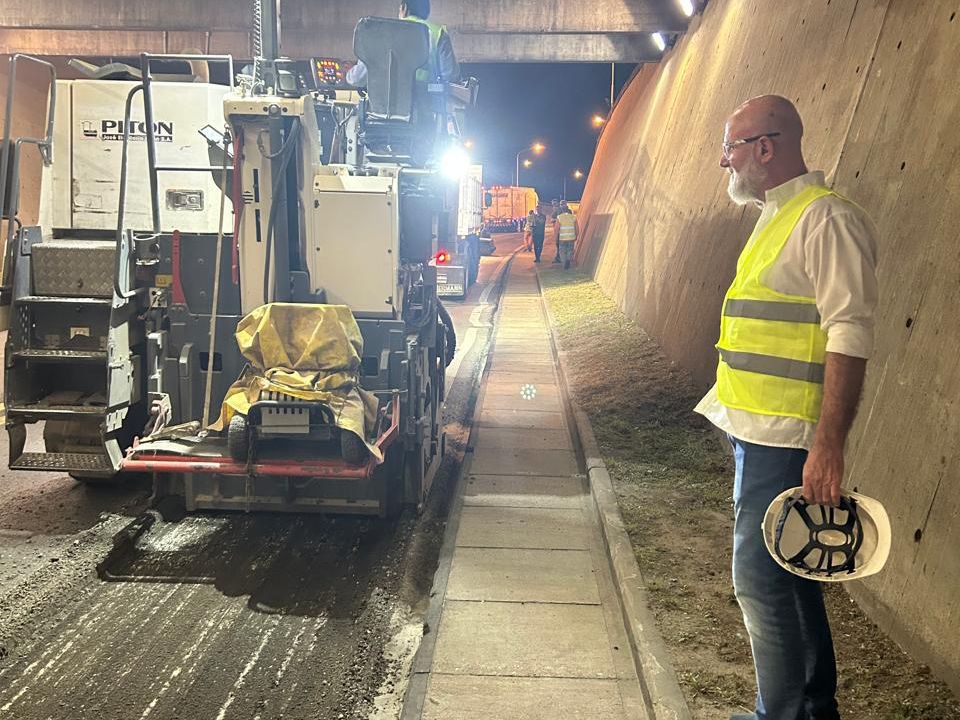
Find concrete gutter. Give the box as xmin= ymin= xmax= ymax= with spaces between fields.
xmin=537 ymin=269 xmax=693 ymax=720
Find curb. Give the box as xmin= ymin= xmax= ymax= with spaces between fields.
xmin=537 ymin=269 xmax=693 ymax=720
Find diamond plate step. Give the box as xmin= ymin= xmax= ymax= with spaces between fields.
xmin=15 ymin=295 xmax=111 ymax=305
xmin=7 ymin=404 xmax=106 ymax=420
xmin=32 ymin=239 xmax=115 ymax=298
xmin=11 ymin=349 xmax=108 ymax=362
xmin=11 ymin=452 xmax=113 ymax=473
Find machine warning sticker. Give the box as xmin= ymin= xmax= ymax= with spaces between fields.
xmin=81 ymin=119 xmax=174 ymax=142
xmin=154 ymin=274 xmax=173 ymax=287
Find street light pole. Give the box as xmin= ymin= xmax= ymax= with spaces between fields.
xmin=514 ymin=142 xmax=545 ymax=185
xmin=564 ymin=170 xmax=584 ymax=201
xmin=610 ymin=63 xmax=618 ymax=109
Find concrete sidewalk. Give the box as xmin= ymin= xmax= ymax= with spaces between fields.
xmin=404 ymin=252 xmax=654 ymax=719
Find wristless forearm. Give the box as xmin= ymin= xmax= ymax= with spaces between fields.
xmin=814 ymin=352 xmax=867 ymax=448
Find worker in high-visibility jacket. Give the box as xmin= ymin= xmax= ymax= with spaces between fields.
xmin=695 ymin=95 xmax=879 ymax=720
xmin=553 ymin=204 xmax=578 ymax=269
xmin=347 ymin=0 xmax=459 ymax=87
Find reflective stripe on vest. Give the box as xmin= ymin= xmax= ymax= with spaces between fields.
xmin=556 ymin=213 xmax=576 ymax=242
xmin=716 ymin=184 xmax=838 ymax=423
xmin=724 ymin=298 xmax=821 ymax=324
xmin=718 ymin=348 xmax=825 ymax=384
xmin=403 ymin=16 xmax=444 ymax=82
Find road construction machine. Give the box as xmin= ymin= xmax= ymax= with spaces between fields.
xmin=0 ymin=4 xmax=477 ymax=517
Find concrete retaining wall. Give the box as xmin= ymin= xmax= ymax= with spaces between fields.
xmin=576 ymin=0 xmax=960 ymax=693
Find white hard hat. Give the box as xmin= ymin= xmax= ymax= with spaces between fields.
xmin=762 ymin=487 xmax=891 ymax=583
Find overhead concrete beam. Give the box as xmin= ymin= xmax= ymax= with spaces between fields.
xmin=3 ymin=27 xmax=665 ymax=64
xmin=0 ymin=0 xmax=688 ymax=35
xmin=453 ymin=32 xmax=664 ymax=63
xmin=284 ymin=31 xmax=665 ymax=63
xmin=0 ymin=30 xmax=251 ymax=57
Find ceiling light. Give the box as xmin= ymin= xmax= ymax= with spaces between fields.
xmin=652 ymin=33 xmax=667 ymax=52
xmin=679 ymin=0 xmax=695 ymax=17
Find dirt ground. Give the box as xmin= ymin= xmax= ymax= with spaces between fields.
xmin=538 ymin=268 xmax=960 ymax=720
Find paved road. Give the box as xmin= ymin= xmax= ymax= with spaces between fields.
xmin=0 ymin=235 xmax=520 ymax=720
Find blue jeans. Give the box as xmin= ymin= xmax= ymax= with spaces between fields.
xmin=729 ymin=436 xmax=840 ymax=720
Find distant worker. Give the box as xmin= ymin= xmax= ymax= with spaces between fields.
xmin=346 ymin=0 xmax=459 ymax=87
xmin=553 ymin=203 xmax=577 ymax=269
xmin=523 ymin=210 xmax=535 ymax=252
xmin=531 ymin=208 xmax=547 ymax=263
xmin=695 ymin=95 xmax=879 ymax=720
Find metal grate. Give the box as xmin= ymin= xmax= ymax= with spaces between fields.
xmin=11 ymin=452 xmax=113 ymax=472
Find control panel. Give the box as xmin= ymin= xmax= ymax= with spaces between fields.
xmin=311 ymin=57 xmax=356 ymax=89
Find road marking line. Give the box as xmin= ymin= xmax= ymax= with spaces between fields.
xmin=447 ymin=252 xmax=514 ymax=380
xmin=215 ymin=619 xmax=278 ymax=720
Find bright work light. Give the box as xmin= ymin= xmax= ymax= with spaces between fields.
xmin=652 ymin=33 xmax=667 ymax=52
xmin=440 ymin=146 xmax=470 ymax=180
xmin=679 ymin=0 xmax=695 ymax=16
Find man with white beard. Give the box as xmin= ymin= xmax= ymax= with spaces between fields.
xmin=694 ymin=95 xmax=879 ymax=720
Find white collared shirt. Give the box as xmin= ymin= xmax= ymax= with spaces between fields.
xmin=694 ymin=171 xmax=880 ymax=449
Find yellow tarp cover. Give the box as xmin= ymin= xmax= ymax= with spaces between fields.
xmin=212 ymin=303 xmax=381 ymax=461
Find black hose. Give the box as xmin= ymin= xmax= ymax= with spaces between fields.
xmin=437 ymin=299 xmax=456 ymax=367
xmin=261 ymin=117 xmax=301 ymax=303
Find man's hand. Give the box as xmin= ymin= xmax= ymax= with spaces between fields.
xmin=802 ymin=439 xmax=843 ymax=506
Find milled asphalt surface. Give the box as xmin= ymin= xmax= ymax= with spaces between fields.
xmin=0 ymin=238 xmax=518 ymax=719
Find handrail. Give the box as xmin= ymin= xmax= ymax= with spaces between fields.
xmin=114 ymin=84 xmax=145 ymax=300
xmin=114 ymin=53 xmax=236 ymax=300
xmin=139 ymin=52 xmax=235 ymax=232
xmin=0 ymin=54 xmax=56 ymax=293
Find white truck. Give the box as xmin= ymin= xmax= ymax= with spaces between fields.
xmin=434 ymin=163 xmax=483 ymax=299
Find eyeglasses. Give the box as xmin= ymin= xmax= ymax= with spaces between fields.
xmin=721 ymin=132 xmax=781 ymax=158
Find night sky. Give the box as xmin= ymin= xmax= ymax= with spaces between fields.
xmin=460 ymin=63 xmax=636 ymax=202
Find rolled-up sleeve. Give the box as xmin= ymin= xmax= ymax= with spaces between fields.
xmin=803 ymin=206 xmax=880 ymax=359
xmin=346 ymin=61 xmax=367 ymax=87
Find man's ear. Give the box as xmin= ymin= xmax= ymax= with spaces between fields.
xmin=758 ymin=136 xmax=775 ymax=164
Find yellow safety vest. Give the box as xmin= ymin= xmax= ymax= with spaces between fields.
xmin=716 ymin=184 xmax=840 ymax=423
xmin=556 ymin=212 xmax=576 ymax=242
xmin=403 ymin=15 xmax=445 ymax=83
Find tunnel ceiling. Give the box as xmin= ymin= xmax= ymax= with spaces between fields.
xmin=0 ymin=0 xmax=689 ymax=63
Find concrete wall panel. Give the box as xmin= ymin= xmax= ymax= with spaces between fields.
xmin=577 ymin=0 xmax=960 ymax=692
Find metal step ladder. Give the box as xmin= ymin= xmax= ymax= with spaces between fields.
xmin=4 ymin=232 xmax=126 ymax=474
xmin=1 ymin=54 xmax=149 ymax=478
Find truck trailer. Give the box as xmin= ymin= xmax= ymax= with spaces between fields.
xmin=482 ymin=185 xmax=538 ymax=233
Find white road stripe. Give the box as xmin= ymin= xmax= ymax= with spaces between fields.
xmin=215 ymin=619 xmax=279 ymax=720
xmin=446 ymin=251 xmax=514 ymax=379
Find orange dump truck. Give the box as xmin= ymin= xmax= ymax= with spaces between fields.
xmin=482 ymin=185 xmax=539 ymax=233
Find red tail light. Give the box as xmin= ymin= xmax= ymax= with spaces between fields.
xmin=435 ymin=250 xmax=450 ymax=264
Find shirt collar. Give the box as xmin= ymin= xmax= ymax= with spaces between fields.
xmin=763 ymin=171 xmax=826 ymax=208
